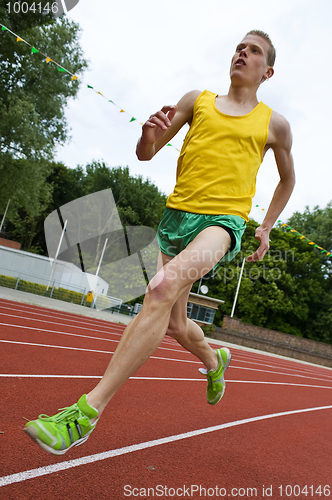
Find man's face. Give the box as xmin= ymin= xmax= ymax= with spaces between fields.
xmin=230 ymin=34 xmax=273 ymax=85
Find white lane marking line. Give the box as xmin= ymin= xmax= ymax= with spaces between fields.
xmin=231 ymin=358 xmax=332 ymax=379
xmin=2 ymin=339 xmax=332 ymax=382
xmin=0 ymin=322 xmax=190 ymax=355
xmin=1 ymin=303 xmax=331 ymax=375
xmin=0 ymin=374 xmax=331 ymax=390
xmin=0 ymin=314 xmax=123 ymax=335
xmin=1 ymin=405 xmax=332 ymax=487
xmin=2 ymin=306 xmax=329 ymax=375
xmin=231 ymin=364 xmax=332 ymax=383
xmin=0 ymin=305 xmax=186 ymax=352
xmin=0 ymin=304 xmax=123 ymax=330
xmin=0 ymin=340 xmax=200 ymax=364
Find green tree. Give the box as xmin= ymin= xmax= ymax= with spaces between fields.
xmin=196 ymin=219 xmax=332 ymax=344
xmin=82 ymin=162 xmax=167 ymax=230
xmin=0 ymin=6 xmax=87 ymax=235
xmin=287 ymin=202 xmax=332 ymax=260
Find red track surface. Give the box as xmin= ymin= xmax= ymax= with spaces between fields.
xmin=0 ymin=297 xmax=331 ymax=500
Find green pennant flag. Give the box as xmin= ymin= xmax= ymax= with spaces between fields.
xmin=130 ymin=117 xmax=136 ymax=123
xmin=321 ymin=250 xmax=327 ymax=253
xmin=57 ymin=67 xmax=68 ymax=73
xmin=167 ymin=143 xmax=172 ymax=147
xmin=1 ymin=26 xmax=8 ymax=31
xmin=87 ymin=85 xmax=94 ymax=89
xmin=109 ymin=100 xmax=114 ymax=104
xmin=31 ymin=47 xmax=39 ymax=53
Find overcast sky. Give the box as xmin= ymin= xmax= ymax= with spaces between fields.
xmin=54 ymin=0 xmax=331 ymax=226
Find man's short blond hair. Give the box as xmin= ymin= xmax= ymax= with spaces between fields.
xmin=245 ymin=30 xmax=276 ymax=67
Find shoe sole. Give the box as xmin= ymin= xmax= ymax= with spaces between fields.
xmin=24 ymin=425 xmax=93 ymax=456
xmin=208 ymin=348 xmax=232 ymax=405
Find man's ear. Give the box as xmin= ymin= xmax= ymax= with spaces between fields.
xmin=265 ymin=67 xmax=274 ymax=81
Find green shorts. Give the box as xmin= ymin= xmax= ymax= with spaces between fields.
xmin=157 ymin=207 xmax=246 ymax=264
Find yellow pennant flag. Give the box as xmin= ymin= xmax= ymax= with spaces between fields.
xmin=71 ymin=75 xmax=78 ymax=81
xmin=17 ymin=37 xmax=23 ymax=42
xmin=46 ymin=57 xmax=53 ymax=63
xmin=120 ymin=110 xmax=125 ymax=113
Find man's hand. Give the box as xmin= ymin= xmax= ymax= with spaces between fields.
xmin=246 ymin=226 xmax=270 ymax=262
xmin=142 ymin=105 xmax=177 ymax=142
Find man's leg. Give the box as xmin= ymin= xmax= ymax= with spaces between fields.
xmin=87 ymin=225 xmax=231 ymax=415
xmin=24 ymin=226 xmax=231 ymax=454
xmin=161 ymin=252 xmax=219 ymax=371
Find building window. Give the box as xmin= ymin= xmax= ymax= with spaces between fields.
xmin=187 ymin=302 xmax=216 ymax=324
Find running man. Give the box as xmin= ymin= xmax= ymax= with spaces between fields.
xmin=24 ymin=30 xmax=295 ymax=455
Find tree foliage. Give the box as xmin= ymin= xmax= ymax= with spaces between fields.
xmin=2 ymin=161 xmax=167 ymax=253
xmin=0 ymin=6 xmax=87 ymax=222
xmin=195 ymin=214 xmax=332 ymax=344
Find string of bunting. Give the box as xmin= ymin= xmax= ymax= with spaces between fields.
xmin=253 ymin=205 xmax=331 ymax=256
xmin=0 ymin=22 xmax=180 ymax=152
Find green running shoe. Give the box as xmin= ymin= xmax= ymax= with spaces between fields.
xmin=198 ymin=348 xmax=232 ymax=405
xmin=24 ymin=394 xmax=98 ymax=455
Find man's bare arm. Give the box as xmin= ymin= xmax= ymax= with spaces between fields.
xmin=247 ymin=112 xmax=296 ymax=262
xmin=136 ymin=90 xmax=201 ymax=161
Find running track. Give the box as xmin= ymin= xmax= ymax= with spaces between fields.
xmin=0 ymin=297 xmax=331 ymax=500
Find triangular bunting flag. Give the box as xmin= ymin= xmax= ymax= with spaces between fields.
xmin=1 ymin=26 xmax=7 ymax=31
xmin=46 ymin=57 xmax=53 ymax=63
xmin=87 ymin=85 xmax=94 ymax=89
xmin=17 ymin=37 xmax=23 ymax=42
xmin=31 ymin=47 xmax=39 ymax=54
xmin=120 ymin=110 xmax=125 ymax=113
xmin=71 ymin=75 xmax=78 ymax=81
xmin=130 ymin=117 xmax=136 ymax=122
xmin=57 ymin=67 xmax=68 ymax=72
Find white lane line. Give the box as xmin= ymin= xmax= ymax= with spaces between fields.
xmin=231 ymin=364 xmax=332 ymax=383
xmin=2 ymin=339 xmax=332 ymax=383
xmin=0 ymin=374 xmax=331 ymax=390
xmin=0 ymin=340 xmax=200 ymax=364
xmin=0 ymin=304 xmax=123 ymax=329
xmin=1 ymin=405 xmax=332 ymax=487
xmin=232 ymin=358 xmax=332 ymax=381
xmin=0 ymin=322 xmax=189 ymax=355
xmin=232 ymin=354 xmax=332 ymax=378
xmin=0 ymin=314 xmax=123 ymax=336
xmin=2 ymin=303 xmax=331 ymax=376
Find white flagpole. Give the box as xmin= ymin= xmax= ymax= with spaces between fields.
xmin=0 ymin=199 xmax=11 ymax=233
xmin=231 ymin=257 xmax=246 ymax=318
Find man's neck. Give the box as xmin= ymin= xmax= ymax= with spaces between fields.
xmin=226 ymin=83 xmax=259 ymax=108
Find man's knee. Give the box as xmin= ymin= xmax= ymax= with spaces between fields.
xmin=145 ymin=268 xmax=179 ymax=306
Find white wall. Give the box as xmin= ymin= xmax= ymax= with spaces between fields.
xmin=0 ymin=245 xmax=109 ymax=295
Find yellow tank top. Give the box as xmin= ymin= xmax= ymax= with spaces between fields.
xmin=166 ymin=90 xmax=272 ymax=221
